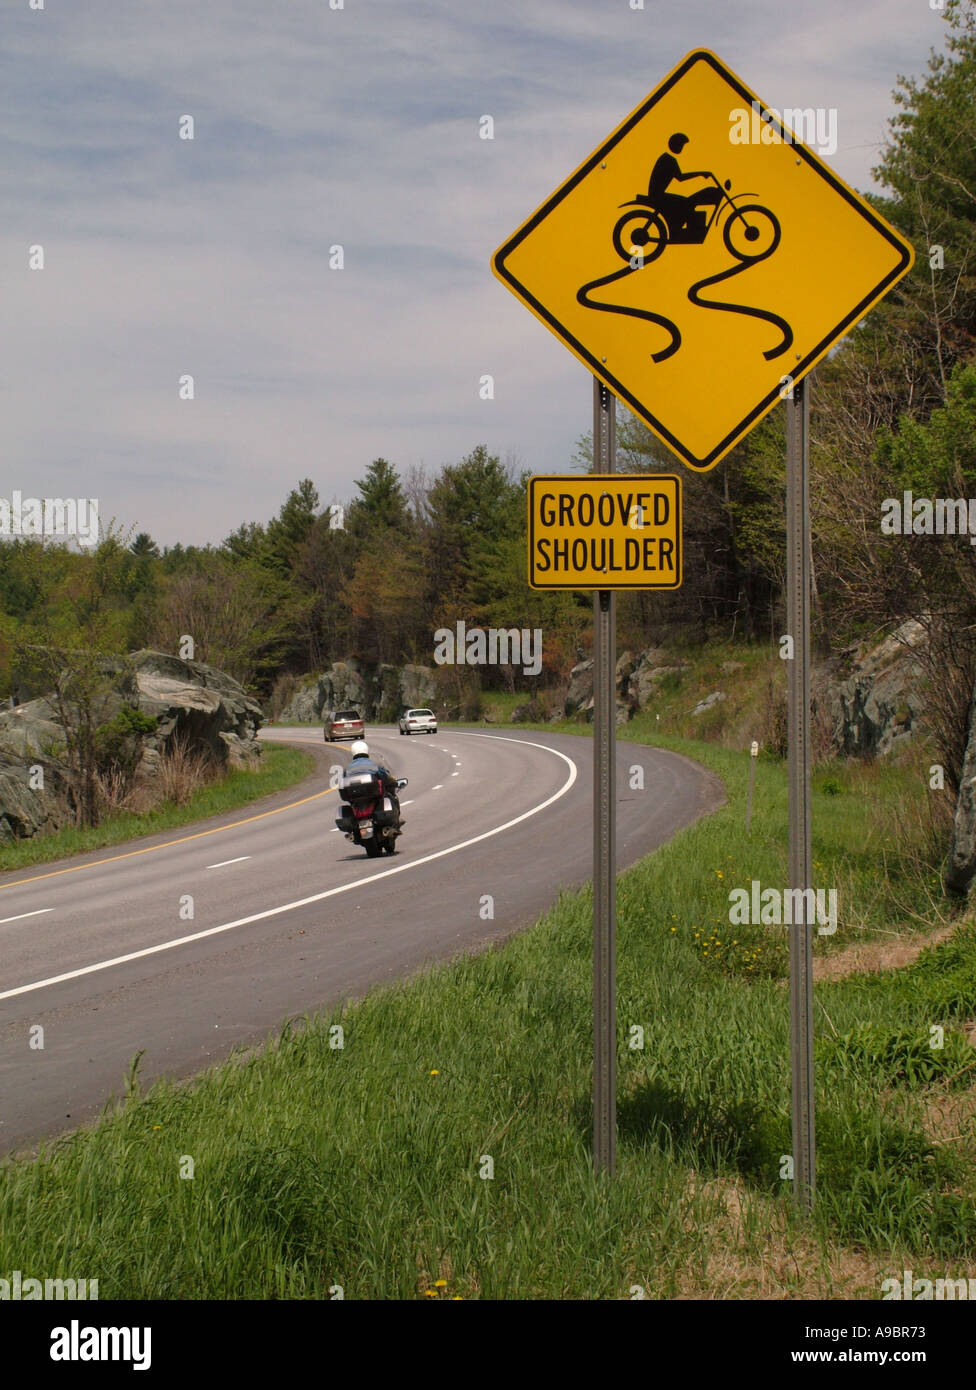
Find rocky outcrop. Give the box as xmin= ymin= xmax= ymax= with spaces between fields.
xmin=822 ymin=619 xmax=927 ymax=757
xmin=277 ymin=661 xmax=438 ymax=723
xmin=564 ymin=660 xmax=594 ymax=716
xmin=399 ymin=664 xmax=437 ymax=711
xmin=130 ymin=650 xmax=264 ymax=766
xmin=564 ymin=647 xmax=689 ymax=723
xmin=0 ymin=650 xmax=264 ymax=842
xmin=946 ymin=677 xmax=976 ymax=894
xmin=0 ymin=754 xmax=64 ymax=844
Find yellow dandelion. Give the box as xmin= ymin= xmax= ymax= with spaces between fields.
xmin=434 ymin=1279 xmax=447 ymax=1288
xmin=424 ymin=1289 xmax=438 ymax=1298
xmin=152 ymin=1125 xmax=163 ymax=1131
xmin=430 ymin=1069 xmax=439 ymax=1076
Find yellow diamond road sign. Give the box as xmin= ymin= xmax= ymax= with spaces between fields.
xmin=492 ymin=49 xmax=915 ymax=472
xmin=528 ymin=474 xmax=681 ymax=590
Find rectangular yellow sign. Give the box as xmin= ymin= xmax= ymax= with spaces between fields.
xmin=528 ymin=474 xmax=681 ymax=590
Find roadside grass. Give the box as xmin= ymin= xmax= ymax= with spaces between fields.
xmin=0 ymin=726 xmax=972 ymax=1298
xmin=478 ymin=690 xmax=527 ymax=724
xmin=0 ymin=744 xmax=314 ymax=875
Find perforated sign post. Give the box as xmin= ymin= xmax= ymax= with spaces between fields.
xmin=494 ymin=48 xmax=914 ymax=1194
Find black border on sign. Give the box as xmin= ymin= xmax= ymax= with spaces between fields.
xmin=528 ymin=473 xmax=682 ymax=590
xmin=493 ymin=50 xmax=914 ymax=472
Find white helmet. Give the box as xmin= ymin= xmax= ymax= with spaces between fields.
xmin=350 ymin=740 xmax=369 ymax=757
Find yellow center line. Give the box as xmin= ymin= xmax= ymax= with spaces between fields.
xmin=0 ymin=784 xmax=337 ymax=892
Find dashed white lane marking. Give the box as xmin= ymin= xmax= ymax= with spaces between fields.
xmin=0 ymin=734 xmax=577 ymax=1003
xmin=451 ymin=772 xmax=459 ymax=777
xmin=0 ymin=908 xmax=54 ymax=925
xmin=207 ymin=856 xmax=252 ymax=869
xmin=431 ymin=784 xmax=443 ymax=790
xmin=401 ymin=800 xmax=414 ymax=806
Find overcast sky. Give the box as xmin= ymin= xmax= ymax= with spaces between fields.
xmin=4 ymin=0 xmax=946 ymax=547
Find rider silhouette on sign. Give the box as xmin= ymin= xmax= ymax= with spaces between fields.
xmin=645 ymin=133 xmax=723 ymax=239
xmin=577 ymin=130 xmax=793 ymax=365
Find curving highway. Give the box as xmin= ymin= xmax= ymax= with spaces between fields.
xmin=0 ymin=726 xmax=723 ymax=1155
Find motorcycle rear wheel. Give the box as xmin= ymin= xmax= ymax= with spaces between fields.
xmin=363 ymin=838 xmax=383 ymax=857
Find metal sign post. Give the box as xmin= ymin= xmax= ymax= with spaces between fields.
xmin=592 ymin=377 xmax=617 ymax=1176
xmin=786 ymin=377 xmax=815 ymax=1211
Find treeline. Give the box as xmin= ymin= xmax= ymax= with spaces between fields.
xmin=0 ymin=450 xmax=593 ymax=704
xmin=2 ymin=3 xmax=976 ymax=775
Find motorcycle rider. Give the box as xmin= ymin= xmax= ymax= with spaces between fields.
xmin=646 ymin=132 xmax=722 ymax=237
xmin=346 ymin=740 xmax=402 ymax=826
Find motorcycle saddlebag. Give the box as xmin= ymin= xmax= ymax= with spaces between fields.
xmin=372 ymin=795 xmax=396 ymax=828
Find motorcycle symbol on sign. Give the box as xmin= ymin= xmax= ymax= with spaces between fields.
xmin=577 ymin=133 xmax=794 ymax=364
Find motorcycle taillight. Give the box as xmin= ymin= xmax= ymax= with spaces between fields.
xmin=353 ymin=801 xmax=375 ymax=820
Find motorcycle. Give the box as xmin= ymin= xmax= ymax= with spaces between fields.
xmin=611 ymin=177 xmax=780 ymax=266
xmin=335 ymin=767 xmax=408 ymax=857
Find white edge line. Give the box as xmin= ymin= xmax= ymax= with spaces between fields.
xmin=0 ymin=735 xmax=578 ymax=1002
xmin=0 ymin=908 xmax=54 ymax=925
xmin=206 ymin=856 xmax=252 ymax=869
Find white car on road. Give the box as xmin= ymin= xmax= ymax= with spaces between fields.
xmin=398 ymin=708 xmax=438 ymax=735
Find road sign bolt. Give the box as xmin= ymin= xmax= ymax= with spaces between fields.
xmin=601 ymin=161 xmax=606 ymax=169
xmin=601 ymin=356 xmax=607 ymax=362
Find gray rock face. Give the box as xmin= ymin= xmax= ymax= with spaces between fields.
xmin=0 ymin=754 xmax=64 ymax=844
xmin=277 ymin=661 xmax=438 ymax=723
xmin=564 ymin=647 xmax=690 ymax=722
xmin=565 ymin=660 xmax=594 ymax=716
xmin=0 ymin=698 xmax=64 ymax=762
xmin=630 ymin=660 xmax=683 ymax=709
xmin=0 ymin=649 xmax=265 ymax=842
xmin=130 ymin=650 xmax=264 ymax=765
xmin=316 ymin=662 xmax=369 ymax=719
xmin=692 ymin=691 xmax=727 ymax=717
xmin=399 ymin=664 xmax=437 ymax=712
xmin=946 ymin=678 xmax=976 ymax=894
xmin=279 ymin=681 xmax=321 ymax=724
xmin=823 ymin=619 xmax=926 ymax=757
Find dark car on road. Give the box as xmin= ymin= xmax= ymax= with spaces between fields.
xmin=324 ymin=709 xmax=365 ymax=742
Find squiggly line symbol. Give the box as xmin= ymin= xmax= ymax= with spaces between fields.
xmin=576 ymin=200 xmax=793 ymax=363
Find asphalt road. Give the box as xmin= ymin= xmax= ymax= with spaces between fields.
xmin=0 ymin=726 xmax=723 ymax=1155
